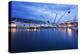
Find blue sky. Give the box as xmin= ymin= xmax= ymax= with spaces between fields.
xmin=10 ymin=1 xmax=78 ymax=23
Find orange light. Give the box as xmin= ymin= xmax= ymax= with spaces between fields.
xmin=11 ymin=28 xmax=16 ymax=32
xmin=26 ymin=28 xmax=37 ymax=32
xmin=67 ymin=24 xmax=72 ymax=27
xmin=10 ymin=23 xmax=16 ymax=27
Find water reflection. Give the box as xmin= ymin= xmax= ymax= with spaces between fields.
xmin=67 ymin=28 xmax=72 ymax=37
xmin=26 ymin=28 xmax=40 ymax=32
xmin=58 ymin=28 xmax=66 ymax=32
xmin=11 ymin=28 xmax=16 ymax=32
xmin=10 ymin=28 xmax=41 ymax=32
xmin=10 ymin=27 xmax=77 ymax=52
xmin=57 ymin=28 xmax=73 ymax=37
xmin=10 ymin=28 xmax=73 ymax=36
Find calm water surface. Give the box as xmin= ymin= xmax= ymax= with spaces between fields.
xmin=10 ymin=28 xmax=78 ymax=53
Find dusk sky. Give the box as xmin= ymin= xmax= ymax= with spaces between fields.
xmin=10 ymin=1 xmax=78 ymax=23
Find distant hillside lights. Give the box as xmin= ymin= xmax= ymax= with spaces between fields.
xmin=66 ymin=22 xmax=72 ymax=27
xmin=66 ymin=22 xmax=77 ymax=27
xmin=58 ymin=22 xmax=77 ymax=27
xmin=9 ymin=21 xmax=77 ymax=28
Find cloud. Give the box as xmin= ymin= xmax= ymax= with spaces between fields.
xmin=11 ymin=1 xmax=78 ymax=23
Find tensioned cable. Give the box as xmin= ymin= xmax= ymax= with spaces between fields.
xmin=56 ymin=10 xmax=68 ymax=24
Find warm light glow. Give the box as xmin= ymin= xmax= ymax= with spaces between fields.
xmin=67 ymin=28 xmax=72 ymax=36
xmin=26 ymin=29 xmax=37 ymax=32
xmin=11 ymin=28 xmax=16 ymax=32
xmin=67 ymin=24 xmax=72 ymax=27
xmin=10 ymin=23 xmax=16 ymax=27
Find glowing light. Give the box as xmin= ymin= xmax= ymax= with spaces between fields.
xmin=10 ymin=23 xmax=16 ymax=27
xmin=11 ymin=28 xmax=16 ymax=32
xmin=65 ymin=22 xmax=72 ymax=27
xmin=67 ymin=28 xmax=72 ymax=36
xmin=26 ymin=28 xmax=37 ymax=32
xmin=67 ymin=24 xmax=72 ymax=27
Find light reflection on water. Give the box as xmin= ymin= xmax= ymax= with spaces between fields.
xmin=10 ymin=27 xmax=78 ymax=52
xmin=26 ymin=28 xmax=40 ymax=32
xmin=10 ymin=28 xmax=77 ymax=38
xmin=67 ymin=28 xmax=72 ymax=37
xmin=57 ymin=28 xmax=74 ymax=37
xmin=10 ymin=28 xmax=40 ymax=32
xmin=11 ymin=28 xmax=16 ymax=32
xmin=10 ymin=27 xmax=76 ymax=37
xmin=58 ymin=28 xmax=66 ymax=32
